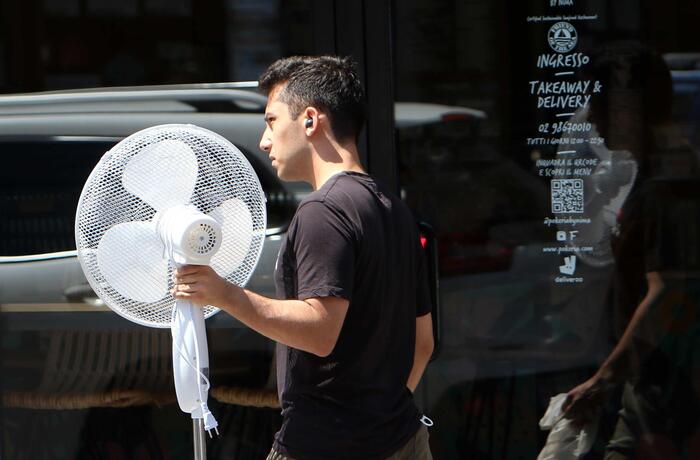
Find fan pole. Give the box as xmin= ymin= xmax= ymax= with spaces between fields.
xmin=193 ymin=419 xmax=207 ymax=460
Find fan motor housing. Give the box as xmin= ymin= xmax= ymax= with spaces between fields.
xmin=156 ymin=204 xmax=223 ymax=265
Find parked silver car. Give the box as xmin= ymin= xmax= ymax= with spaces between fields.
xmin=0 ymin=84 xmax=300 ymax=325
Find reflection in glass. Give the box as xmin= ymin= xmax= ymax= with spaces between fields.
xmin=564 ymin=44 xmax=700 ymax=458
xmin=394 ymin=1 xmax=700 ymax=458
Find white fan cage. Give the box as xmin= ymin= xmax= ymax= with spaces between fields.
xmin=75 ymin=124 xmax=267 ymax=328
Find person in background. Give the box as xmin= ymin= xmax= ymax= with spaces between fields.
xmin=564 ymin=44 xmax=700 ymax=459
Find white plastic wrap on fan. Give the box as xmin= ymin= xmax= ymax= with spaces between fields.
xmin=172 ymin=299 xmax=210 ymax=413
xmin=209 ymin=198 xmax=254 ymax=276
xmin=122 ymin=139 xmax=198 ymax=211
xmin=97 ymin=221 xmax=169 ymax=303
xmin=75 ymin=124 xmax=267 ymax=328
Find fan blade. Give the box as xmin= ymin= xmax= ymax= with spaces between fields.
xmin=208 ymin=198 xmax=254 ymax=277
xmin=122 ymin=139 xmax=198 ymax=211
xmin=97 ymin=221 xmax=169 ymax=303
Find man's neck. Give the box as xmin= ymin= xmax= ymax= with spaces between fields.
xmin=311 ymin=142 xmax=365 ymax=190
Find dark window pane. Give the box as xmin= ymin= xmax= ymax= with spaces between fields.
xmin=0 ymin=140 xmax=109 ymax=255
xmin=0 ymin=140 xmax=295 ymax=257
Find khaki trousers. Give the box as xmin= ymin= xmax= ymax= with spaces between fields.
xmin=265 ymin=425 xmax=432 ymax=460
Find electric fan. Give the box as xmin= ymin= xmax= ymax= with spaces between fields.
xmin=75 ymin=124 xmax=267 ymax=455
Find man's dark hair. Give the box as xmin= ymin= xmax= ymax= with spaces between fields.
xmin=258 ymin=55 xmax=366 ymax=142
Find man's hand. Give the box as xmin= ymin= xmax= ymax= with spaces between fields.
xmin=171 ymin=265 xmax=348 ymax=356
xmin=172 ymin=265 xmax=235 ymax=308
xmin=563 ymin=373 xmax=614 ymax=423
xmin=407 ymin=313 xmax=434 ymax=393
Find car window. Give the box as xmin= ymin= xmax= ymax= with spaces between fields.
xmin=0 ymin=139 xmax=294 ymax=257
xmin=0 ymin=139 xmax=109 ymax=256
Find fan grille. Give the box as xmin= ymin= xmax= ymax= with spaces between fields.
xmin=75 ymin=124 xmax=267 ymax=328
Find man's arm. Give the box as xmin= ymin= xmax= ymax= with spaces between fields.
xmin=565 ymin=271 xmax=666 ymax=419
xmin=593 ymin=271 xmax=666 ymax=378
xmin=173 ymin=265 xmax=349 ymax=357
xmin=407 ymin=312 xmax=434 ymax=393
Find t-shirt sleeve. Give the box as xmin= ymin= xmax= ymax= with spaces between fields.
xmin=416 ymin=239 xmax=433 ymax=317
xmin=292 ymin=201 xmax=355 ymax=301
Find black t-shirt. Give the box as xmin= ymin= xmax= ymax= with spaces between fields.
xmin=612 ymin=178 xmax=700 ymax=329
xmin=612 ymin=177 xmax=700 ymax=389
xmin=272 ymin=171 xmax=432 ymax=459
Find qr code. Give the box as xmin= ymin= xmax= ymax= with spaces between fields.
xmin=551 ymin=179 xmax=584 ymax=214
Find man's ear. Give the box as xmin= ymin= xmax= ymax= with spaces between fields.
xmin=303 ymin=107 xmax=322 ymax=134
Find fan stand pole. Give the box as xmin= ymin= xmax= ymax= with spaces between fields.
xmin=193 ymin=419 xmax=207 ymax=460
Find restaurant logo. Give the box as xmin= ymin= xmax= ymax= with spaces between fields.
xmin=548 ymin=21 xmax=578 ymax=53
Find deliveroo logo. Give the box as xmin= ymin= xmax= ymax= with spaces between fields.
xmin=548 ymin=21 xmax=578 ymax=53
